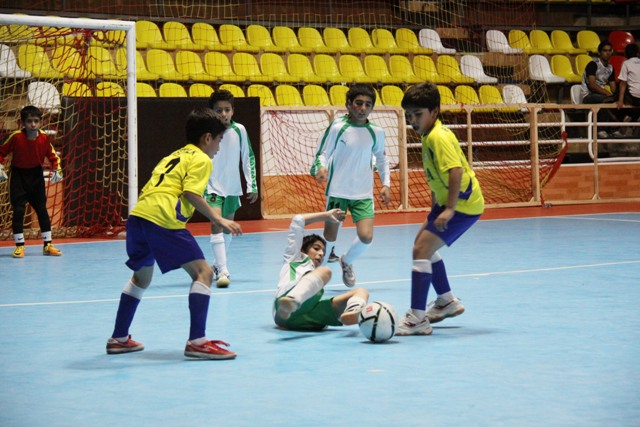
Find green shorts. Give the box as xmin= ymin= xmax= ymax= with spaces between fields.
xmin=326 ymin=197 xmax=374 ymax=223
xmin=274 ymin=288 xmax=342 ymax=331
xmin=205 ymin=192 xmax=241 ymax=217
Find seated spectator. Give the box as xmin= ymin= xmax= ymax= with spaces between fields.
xmin=617 ymin=43 xmax=640 ymax=141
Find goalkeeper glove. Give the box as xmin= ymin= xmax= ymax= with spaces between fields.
xmin=0 ymin=164 xmax=7 ymax=182
xmin=49 ymin=169 xmax=63 ymax=184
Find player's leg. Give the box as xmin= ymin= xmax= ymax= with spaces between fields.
xmin=426 ymin=250 xmax=465 ymax=323
xmin=321 ymin=197 xmax=346 ymax=266
xmin=9 ymin=170 xmax=28 ymax=257
xmin=212 ymin=195 xmax=241 ymax=288
xmin=206 ymin=193 xmax=226 ymax=279
xmin=333 ymin=287 xmax=369 ymax=325
xmin=27 ymin=174 xmax=60 ymax=256
xmin=339 ymin=199 xmax=374 ymax=287
xmin=276 ymin=267 xmax=331 ymax=320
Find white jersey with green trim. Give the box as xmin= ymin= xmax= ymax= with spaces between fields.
xmin=275 ymin=215 xmax=316 ymax=298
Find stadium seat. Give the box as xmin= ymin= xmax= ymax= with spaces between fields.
xmin=437 ymin=85 xmax=462 ymax=113
xmin=220 ymin=83 xmax=245 ymax=98
xmin=550 ymin=54 xmax=581 ymax=83
xmin=302 ymin=84 xmax=331 ymax=106
xmin=413 ymin=55 xmax=450 ymax=84
xmin=455 ymin=85 xmax=493 ymax=113
xmin=363 ymin=55 xmax=402 ymax=84
xmin=380 ymin=85 xmax=404 ymax=106
xmin=116 ymin=49 xmax=159 ymax=81
xmin=297 ymin=27 xmax=338 ymax=54
xmin=136 ymin=20 xmax=176 ymax=50
xmin=62 ymin=81 xmax=92 ymax=97
xmin=570 ymin=84 xmax=584 ymax=104
xmin=87 ymin=46 xmax=126 ymax=79
xmin=159 ymin=82 xmax=187 ymax=97
xmin=260 ymin=52 xmax=299 ymax=83
xmin=479 ymin=85 xmax=518 ymax=113
xmin=246 ymin=24 xmax=287 ymax=53
xmin=233 ymin=52 xmax=271 ymax=83
xmin=189 ymin=83 xmax=214 ymax=97
xmin=388 ymin=55 xmax=422 ymax=84
xmin=314 ymin=54 xmax=353 ymax=83
xmin=348 ymin=27 xmax=387 ymax=54
xmin=136 ymin=82 xmax=157 ymax=97
xmin=529 ymin=55 xmax=565 ymax=83
xmin=340 ymin=54 xmax=378 ymax=84
xmin=418 ymin=28 xmax=455 ymax=54
xmin=146 ymin=49 xmax=189 ymax=81
xmin=163 ymin=21 xmax=204 ymax=51
xmin=575 ymin=54 xmax=592 ymax=76
xmin=90 ymin=29 xmax=126 ymax=48
xmin=371 ymin=28 xmax=410 ymax=55
xmin=323 ymin=28 xmax=361 ymax=54
xmin=27 ymin=81 xmax=60 ymax=114
xmin=550 ymin=30 xmax=587 ymax=54
xmin=577 ymin=30 xmax=601 ymax=54
xmin=219 ymin=24 xmax=260 ymax=53
xmin=275 ymin=84 xmax=304 ymax=106
xmin=50 ymin=45 xmax=90 ymax=79
xmin=508 ymin=29 xmax=544 ymax=54
xmin=0 ymin=25 xmax=11 ymax=42
xmin=272 ymin=26 xmax=313 ymax=54
xmin=8 ymin=24 xmax=40 ymax=43
xmin=329 ymin=85 xmax=349 ymax=106
xmin=609 ymin=55 xmax=624 ymax=80
xmin=437 ymin=55 xmax=474 ymax=84
xmin=175 ymin=50 xmax=216 ymax=81
xmin=460 ymin=55 xmax=498 ymax=84
xmin=486 ymin=30 xmax=523 ymax=54
xmin=0 ymin=44 xmax=31 ymax=78
xmin=204 ymin=51 xmax=246 ymax=83
xmin=247 ymin=84 xmax=276 ymax=106
xmin=96 ymin=81 xmax=125 ymax=97
xmin=395 ymin=28 xmax=432 ymax=55
xmin=502 ymin=84 xmax=529 ymax=112
xmin=191 ymin=23 xmax=232 ymax=52
xmin=287 ymin=53 xmax=325 ymax=83
xmin=529 ymin=30 xmax=565 ymax=54
xmin=17 ymin=44 xmax=63 ymax=78
xmin=609 ymin=30 xmax=635 ymax=54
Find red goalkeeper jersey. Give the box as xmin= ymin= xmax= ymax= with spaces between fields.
xmin=0 ymin=129 xmax=60 ymax=170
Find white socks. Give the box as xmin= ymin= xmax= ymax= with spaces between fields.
xmin=343 ymin=236 xmax=371 ymax=265
xmin=210 ymin=233 xmax=227 ymax=273
xmin=122 ymin=280 xmax=145 ymax=300
xmin=286 ymin=274 xmax=325 ymax=304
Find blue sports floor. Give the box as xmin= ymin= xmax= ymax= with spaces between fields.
xmin=1 ymin=212 xmax=639 ymax=426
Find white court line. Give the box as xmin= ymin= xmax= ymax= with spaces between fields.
xmin=2 ymin=259 xmax=638 ymax=308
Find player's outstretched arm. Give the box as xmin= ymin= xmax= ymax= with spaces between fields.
xmin=301 ymin=208 xmax=345 ymax=226
xmin=184 ymin=191 xmax=242 ymax=235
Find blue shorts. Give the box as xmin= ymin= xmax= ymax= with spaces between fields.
xmin=425 ymin=205 xmax=481 ymax=246
xmin=125 ymin=215 xmax=205 ymax=274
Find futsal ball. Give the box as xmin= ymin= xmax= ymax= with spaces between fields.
xmin=358 ymin=301 xmax=398 ymax=343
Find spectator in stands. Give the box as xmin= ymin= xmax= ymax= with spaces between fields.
xmin=617 ymin=43 xmax=640 ymax=120
xmin=581 ymin=41 xmax=623 ymax=139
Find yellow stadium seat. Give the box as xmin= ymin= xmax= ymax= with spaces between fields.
xmin=8 ymin=24 xmax=39 ymax=43
xmin=577 ymin=30 xmax=600 ymax=54
xmin=233 ymin=52 xmax=271 ymax=83
xmin=413 ymin=55 xmax=450 ymax=84
xmin=302 ymin=85 xmax=331 ymax=106
xmin=220 ymin=83 xmax=245 ymax=98
xmin=62 ymin=81 xmax=92 ymax=97
xmin=437 ymin=85 xmax=462 ymax=113
xmin=272 ymin=26 xmax=313 ymax=54
xmin=17 ymin=44 xmax=63 ymax=78
xmin=189 ymin=83 xmax=214 ymax=97
xmin=40 ymin=25 xmax=82 ymax=46
xmin=136 ymin=82 xmax=157 ymax=97
xmin=550 ymin=30 xmax=587 ymax=55
xmin=247 ymin=84 xmax=276 ymax=106
xmin=348 ymin=28 xmax=387 ymax=54
xmin=159 ymin=82 xmax=187 ymax=97
xmin=455 ymin=85 xmax=493 ymax=113
xmin=146 ymin=49 xmax=190 ymax=81
xmin=329 ymin=85 xmax=349 ymax=106
xmin=87 ymin=46 xmax=126 ymax=80
xmin=50 ymin=45 xmax=90 ymax=79
xmin=380 ymin=85 xmax=404 ymax=106
xmin=478 ymin=85 xmax=519 ymax=113
xmin=339 ymin=54 xmax=378 ymax=84
xmin=298 ymin=27 xmax=338 ymax=54
xmin=323 ymin=28 xmax=361 ymax=54
xmin=575 ymin=53 xmax=592 ymax=76
xmin=219 ymin=24 xmax=260 ymax=53
xmin=246 ymin=24 xmax=287 ymax=53
xmin=0 ymin=25 xmax=12 ymax=42
xmin=314 ymin=54 xmax=353 ymax=83
xmin=136 ymin=20 xmax=176 ymax=50
xmin=175 ymin=50 xmax=216 ymax=81
xmin=163 ymin=21 xmax=204 ymax=51
xmin=0 ymin=44 xmax=31 ymax=78
xmin=96 ymin=81 xmax=125 ymax=97
xmin=260 ymin=52 xmax=299 ymax=83
xmin=371 ymin=28 xmax=410 ymax=55
xmin=287 ymin=53 xmax=325 ymax=83
xmin=389 ymin=55 xmax=423 ymax=84
xmin=508 ymin=29 xmax=543 ymax=54
xmin=363 ymin=55 xmax=402 ymax=84
xmin=529 ymin=30 xmax=565 ymax=54
xmin=395 ymin=28 xmax=432 ymax=55
xmin=191 ymin=23 xmax=233 ymax=52
xmin=275 ymin=84 xmax=304 ymax=106
xmin=115 ymin=49 xmax=159 ymax=81
xmin=529 ymin=54 xmax=565 ymax=83
xmin=203 ymin=52 xmax=246 ymax=83
xmin=90 ymin=29 xmax=126 ymax=48
xmin=550 ymin=54 xmax=581 ymax=83
xmin=437 ymin=55 xmax=474 ymax=84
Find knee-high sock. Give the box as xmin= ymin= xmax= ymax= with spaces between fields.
xmin=286 ymin=274 xmax=325 ymax=304
xmin=210 ymin=233 xmax=226 ymax=271
xmin=322 ymin=240 xmax=336 ymax=266
xmin=112 ymin=280 xmax=145 ymax=339
xmin=223 ymin=233 xmax=232 ymax=252
xmin=430 ymin=251 xmax=452 ymax=296
xmin=411 ymin=260 xmax=432 ymax=315
xmin=188 ymin=281 xmax=211 ymax=341
xmin=343 ymin=236 xmax=371 ymax=265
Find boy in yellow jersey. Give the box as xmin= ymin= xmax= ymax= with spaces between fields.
xmin=397 ymin=82 xmax=485 ymax=336
xmin=106 ymin=108 xmax=242 ymax=360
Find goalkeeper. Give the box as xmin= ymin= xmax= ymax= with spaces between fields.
xmin=0 ymin=105 xmax=63 ymax=258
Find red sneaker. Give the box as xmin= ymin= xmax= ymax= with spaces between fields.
xmin=184 ymin=340 xmax=237 ymax=360
xmin=106 ymin=335 xmax=145 ymax=354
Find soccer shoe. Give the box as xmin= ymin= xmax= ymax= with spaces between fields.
xmin=106 ymin=335 xmax=145 ymax=354
xmin=426 ymin=297 xmax=465 ymax=324
xmin=597 ymin=130 xmax=609 ymax=139
xmin=328 ymin=247 xmax=339 ymax=263
xmin=396 ymin=310 xmax=433 ymax=336
xmin=216 ymin=271 xmax=231 ymax=288
xmin=276 ymin=296 xmax=300 ymax=320
xmin=339 ymin=255 xmax=356 ymax=287
xmin=13 ymin=246 xmax=24 ymax=258
xmin=184 ymin=339 xmax=237 ymax=360
xmin=610 ymin=130 xmax=626 ymax=139
xmin=339 ymin=306 xmax=362 ymax=326
xmin=43 ymin=243 xmax=62 ymax=256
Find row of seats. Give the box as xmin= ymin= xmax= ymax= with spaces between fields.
xmin=531 ymin=52 xmax=629 ymax=84
xmin=504 ymin=29 xmax=635 ymax=55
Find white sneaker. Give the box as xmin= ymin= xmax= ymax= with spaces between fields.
xmin=426 ymin=297 xmax=465 ymax=324
xmin=610 ymin=130 xmax=625 ymax=139
xmin=396 ymin=310 xmax=433 ymax=336
xmin=276 ymin=296 xmax=300 ymax=320
xmin=216 ymin=271 xmax=231 ymax=288
xmin=597 ymin=130 xmax=609 ymax=139
xmin=339 ymin=255 xmax=356 ymax=287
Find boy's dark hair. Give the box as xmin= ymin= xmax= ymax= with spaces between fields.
xmin=301 ymin=234 xmax=326 ymax=254
xmin=346 ymin=83 xmax=376 ymax=105
xmin=20 ymin=105 xmax=43 ymax=122
xmin=185 ymin=108 xmax=227 ymax=145
xmin=624 ymin=43 xmax=639 ymax=59
xmin=598 ymin=41 xmax=612 ymax=53
xmin=401 ymin=82 xmax=441 ymax=111
xmin=209 ymin=89 xmax=235 ymax=109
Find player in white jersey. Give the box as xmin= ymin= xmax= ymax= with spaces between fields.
xmin=310 ymin=84 xmax=391 ymax=287
xmin=274 ymin=209 xmax=369 ymax=330
xmin=206 ymin=90 xmax=258 ymax=288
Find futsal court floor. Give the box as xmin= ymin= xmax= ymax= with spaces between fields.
xmin=0 ymin=203 xmax=638 ymax=426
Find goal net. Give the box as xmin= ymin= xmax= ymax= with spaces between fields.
xmin=0 ymin=15 xmax=137 ymax=239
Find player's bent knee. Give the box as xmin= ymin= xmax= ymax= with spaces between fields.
xmin=314 ymin=266 xmax=332 ymax=282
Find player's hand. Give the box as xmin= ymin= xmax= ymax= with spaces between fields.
xmin=326 ymin=208 xmax=346 ymax=223
xmin=49 ymin=169 xmax=63 ymax=184
xmin=314 ymin=167 xmax=328 ymax=185
xmin=246 ymin=192 xmax=258 ymax=203
xmin=219 ymin=218 xmax=242 ymax=236
xmin=0 ymin=164 xmax=7 ymax=182
xmin=378 ymin=186 xmax=391 ymax=206
xmin=434 ymin=208 xmax=455 ymax=232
